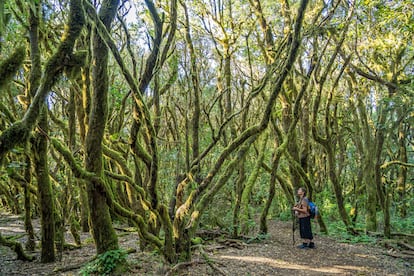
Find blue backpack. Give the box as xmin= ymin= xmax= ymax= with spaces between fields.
xmin=308 ymin=201 xmax=318 ymax=219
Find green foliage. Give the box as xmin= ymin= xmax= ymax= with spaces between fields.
xmin=246 ymin=233 xmax=269 ymax=244
xmin=243 ymin=218 xmax=258 ymax=234
xmin=250 ymin=176 xmax=271 ymax=206
xmin=80 ymin=249 xmax=127 ymax=276
xmin=272 ymin=189 xmax=292 ymax=221
xmin=0 ymin=122 xmax=30 ymax=158
xmin=391 ymin=216 xmax=414 ymax=234
xmin=339 ymin=232 xmax=377 ymax=244
xmin=327 ymin=221 xmax=377 ymax=244
xmin=191 ymin=236 xmax=203 ymax=245
xmin=278 ymin=209 xmax=293 ymax=222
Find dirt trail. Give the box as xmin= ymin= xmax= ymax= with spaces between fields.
xmin=0 ymin=213 xmax=412 ymax=275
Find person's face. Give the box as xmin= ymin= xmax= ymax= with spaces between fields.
xmin=297 ymin=189 xmax=304 ymax=197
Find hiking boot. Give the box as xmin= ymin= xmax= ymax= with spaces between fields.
xmin=297 ymin=243 xmax=308 ymax=249
xmin=308 ymin=242 xmax=315 ymax=249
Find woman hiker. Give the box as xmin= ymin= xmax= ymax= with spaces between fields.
xmin=292 ymin=187 xmax=315 ymax=249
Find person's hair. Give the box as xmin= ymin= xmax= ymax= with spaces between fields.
xmin=299 ymin=187 xmax=307 ymax=195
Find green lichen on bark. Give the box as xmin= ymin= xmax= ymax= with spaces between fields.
xmin=24 ymin=0 xmax=85 ymax=127
xmin=240 ymin=134 xmax=268 ymax=234
xmin=0 ymin=0 xmax=85 ymax=159
xmin=0 ymin=102 xmax=16 ymax=122
xmin=0 ymin=121 xmax=30 ymax=159
xmin=0 ymin=46 xmax=25 ymax=90
xmin=84 ymin=0 xmax=122 ymax=256
xmin=50 ymin=138 xmax=94 ymax=179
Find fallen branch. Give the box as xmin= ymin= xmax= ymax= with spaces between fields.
xmin=368 ymin=231 xmax=414 ymax=239
xmin=397 ymin=242 xmax=414 ymax=251
xmin=385 ymin=252 xmax=414 ymax=260
xmin=392 ymin=233 xmax=414 ymax=239
xmin=401 ymin=250 xmax=414 ymax=256
xmin=53 ymin=261 xmax=86 ymax=273
xmin=382 ymin=241 xmax=400 ymax=251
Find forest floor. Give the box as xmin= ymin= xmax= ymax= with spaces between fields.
xmin=0 ymin=212 xmax=413 ymax=275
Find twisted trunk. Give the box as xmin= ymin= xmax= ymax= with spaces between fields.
xmin=85 ymin=0 xmax=120 ymax=254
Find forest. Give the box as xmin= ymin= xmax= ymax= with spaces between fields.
xmin=0 ymin=0 xmax=413 ymax=275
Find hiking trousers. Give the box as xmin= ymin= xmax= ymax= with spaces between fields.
xmin=299 ymin=216 xmax=313 ymax=240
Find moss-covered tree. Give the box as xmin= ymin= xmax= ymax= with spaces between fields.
xmin=84 ymin=0 xmax=120 ymax=254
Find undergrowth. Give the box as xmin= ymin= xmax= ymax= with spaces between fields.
xmin=80 ymin=249 xmax=127 ymax=276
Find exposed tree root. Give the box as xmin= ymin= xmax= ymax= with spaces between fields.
xmin=0 ymin=232 xmax=34 ymax=261
xmin=401 ymin=250 xmax=414 ymax=256
xmin=195 ymin=244 xmax=227 ymax=276
xmin=164 ymin=244 xmax=228 ymax=276
xmin=385 ymin=252 xmax=414 ymax=260
xmin=217 ymin=238 xmax=246 ymax=249
xmin=397 ymin=242 xmax=414 ymax=251
xmin=164 ymin=259 xmax=205 ymax=276
xmin=381 ymin=239 xmax=414 ymax=261
xmin=196 ymin=229 xmax=229 ymax=240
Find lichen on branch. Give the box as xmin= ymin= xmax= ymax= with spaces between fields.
xmin=0 ymin=46 xmax=25 ymax=90
xmin=0 ymin=0 xmax=85 ymax=160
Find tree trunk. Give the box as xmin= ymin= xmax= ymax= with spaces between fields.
xmin=33 ymin=108 xmax=56 ymax=263
xmin=182 ymin=2 xmax=201 ymax=164
xmin=354 ymin=93 xmax=377 ymax=232
xmin=397 ymin=122 xmax=407 ymax=218
xmin=326 ymin=145 xmax=351 ymax=230
xmin=85 ymin=0 xmax=120 ymax=254
xmin=374 ymin=89 xmax=393 ymax=235
xmin=240 ymin=134 xmax=268 ymax=234
xmin=232 ymin=162 xmax=245 ymax=237
xmin=79 ymin=181 xmax=89 ymax=232
xmin=365 ymin=159 xmax=377 ymax=232
xmin=28 ymin=2 xmax=55 ymax=262
xmin=24 ymin=156 xmax=35 ymax=251
xmin=75 ymin=57 xmax=90 ymax=232
xmin=374 ymin=111 xmax=386 ymax=210
xmin=259 ymin=151 xmax=279 ymax=234
xmin=384 ymin=187 xmax=391 ymax=238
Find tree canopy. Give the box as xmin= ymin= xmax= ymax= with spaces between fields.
xmin=0 ymin=0 xmax=413 ymax=272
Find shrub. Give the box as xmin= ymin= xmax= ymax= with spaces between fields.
xmin=80 ymin=249 xmax=127 ymax=276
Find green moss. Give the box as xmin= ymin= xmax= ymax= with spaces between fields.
xmin=64 ymin=50 xmax=87 ymax=79
xmin=50 ymin=138 xmax=103 ymax=182
xmin=0 ymin=46 xmax=25 ymax=90
xmin=0 ymin=121 xmax=30 ymax=159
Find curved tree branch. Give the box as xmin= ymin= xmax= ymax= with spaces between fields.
xmin=0 ymin=0 xmax=85 ymax=159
